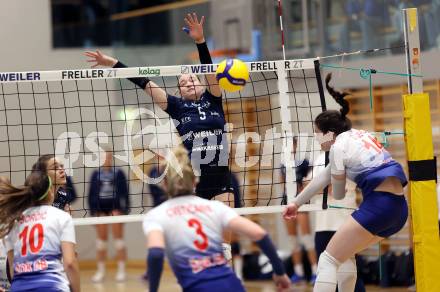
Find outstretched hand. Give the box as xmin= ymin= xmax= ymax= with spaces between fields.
xmin=183 ymin=12 xmax=205 ymax=44
xmin=84 ymin=50 xmax=118 ymax=68
xmin=283 ymin=202 xmax=299 ymax=220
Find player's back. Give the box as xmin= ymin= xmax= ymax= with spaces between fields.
xmin=6 ymin=205 xmax=75 ymax=291
xmin=331 ymin=128 xmax=392 ymax=181
xmin=332 ymin=129 xmax=407 ymax=194
xmin=143 ymin=195 xmax=237 ymax=289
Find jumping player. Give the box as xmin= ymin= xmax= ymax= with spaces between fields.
xmin=84 ymin=13 xmax=233 ymax=203
xmin=284 ymin=73 xmax=408 ymax=292
xmin=0 ymin=159 xmax=80 ymax=292
xmin=143 ymin=146 xmax=291 ymax=292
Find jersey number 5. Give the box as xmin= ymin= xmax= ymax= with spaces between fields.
xmin=198 ymin=106 xmax=206 ymax=120
xmin=188 ymin=218 xmax=208 ymax=251
xmin=19 ymin=224 xmax=44 ymax=256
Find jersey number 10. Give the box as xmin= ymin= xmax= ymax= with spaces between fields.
xmin=19 ymin=224 xmax=44 ymax=256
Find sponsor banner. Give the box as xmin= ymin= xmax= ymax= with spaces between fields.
xmin=0 ymin=59 xmax=316 ymax=83
xmin=249 ymin=59 xmax=312 ymax=72
xmin=180 ymin=64 xmax=217 ymax=75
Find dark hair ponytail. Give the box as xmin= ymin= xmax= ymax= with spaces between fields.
xmin=0 ymin=172 xmax=51 ymax=238
xmin=325 ymin=73 xmax=350 ymax=118
xmin=315 ymin=73 xmax=352 ymax=135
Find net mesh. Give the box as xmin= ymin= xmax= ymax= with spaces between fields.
xmin=0 ymin=59 xmax=326 ymax=220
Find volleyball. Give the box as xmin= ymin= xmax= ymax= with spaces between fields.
xmin=215 ymin=59 xmax=249 ymax=92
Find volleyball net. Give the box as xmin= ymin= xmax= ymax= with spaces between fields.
xmin=0 ymin=59 xmax=327 ymax=224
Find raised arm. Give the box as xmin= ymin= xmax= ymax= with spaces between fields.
xmin=184 ymin=13 xmax=222 ymax=97
xmin=84 ymin=50 xmax=168 ymax=111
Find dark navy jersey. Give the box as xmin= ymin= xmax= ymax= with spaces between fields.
xmin=165 ymin=90 xmax=228 ymax=166
xmin=52 ymin=176 xmax=77 ymax=210
xmin=53 ymin=188 xmax=68 ymax=210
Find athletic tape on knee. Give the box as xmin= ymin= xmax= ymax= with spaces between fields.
xmin=300 ymin=234 xmax=315 ymax=251
xmin=315 ymin=251 xmax=340 ymax=285
xmin=337 ymin=257 xmax=357 ymax=292
xmin=114 ymin=239 xmax=125 ymax=250
xmin=289 ymin=235 xmax=301 ymax=253
xmin=222 ymin=243 xmax=232 ymax=261
xmin=96 ymin=239 xmax=107 ymax=251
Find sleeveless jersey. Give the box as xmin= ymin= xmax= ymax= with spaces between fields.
xmin=165 ymin=90 xmax=228 ymax=166
xmin=5 ymin=205 xmax=75 ymax=291
xmin=143 ymin=195 xmax=238 ymax=289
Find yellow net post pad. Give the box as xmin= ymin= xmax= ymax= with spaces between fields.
xmin=403 ymin=92 xmax=440 ymax=292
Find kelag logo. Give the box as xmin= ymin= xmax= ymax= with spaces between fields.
xmin=138 ymin=67 xmax=160 ymax=76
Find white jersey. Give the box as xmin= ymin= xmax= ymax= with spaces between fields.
xmin=0 ymin=239 xmax=10 ymax=291
xmin=330 ymin=129 xmax=391 ymax=182
xmin=143 ymin=195 xmax=238 ymax=289
xmin=5 ymin=205 xmax=75 ymax=291
xmin=311 ymin=153 xmax=357 ymax=232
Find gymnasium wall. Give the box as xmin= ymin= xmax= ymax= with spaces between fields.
xmin=1 ymin=0 xmax=439 ymax=261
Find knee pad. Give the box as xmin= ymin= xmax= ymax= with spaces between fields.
xmin=316 ymin=251 xmax=340 ymax=285
xmin=300 ymin=234 xmax=315 ymax=251
xmin=222 ymin=243 xmax=232 ymax=261
xmin=337 ymin=257 xmax=356 ymax=274
xmin=114 ymin=239 xmax=125 ymax=250
xmin=337 ymin=257 xmax=357 ymax=292
xmin=96 ymin=239 xmax=107 ymax=251
xmin=289 ymin=235 xmax=301 ymax=253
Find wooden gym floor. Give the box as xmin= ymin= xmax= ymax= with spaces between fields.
xmin=80 ymin=268 xmax=411 ymax=292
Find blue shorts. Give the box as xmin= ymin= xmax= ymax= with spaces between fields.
xmin=352 ymin=191 xmax=408 ymax=237
xmin=183 ymin=273 xmax=245 ymax=292
xmin=95 ymin=198 xmax=123 ymax=214
xmin=355 ymin=160 xmax=408 ymax=195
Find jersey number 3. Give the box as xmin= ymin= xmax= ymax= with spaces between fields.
xmin=188 ymin=218 xmax=208 ymax=251
xmin=19 ymin=224 xmax=44 ymax=256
